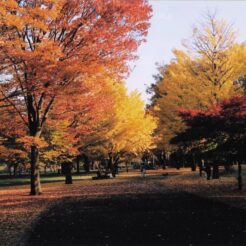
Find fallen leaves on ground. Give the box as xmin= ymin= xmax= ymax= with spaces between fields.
xmin=0 ymin=168 xmax=245 ymax=246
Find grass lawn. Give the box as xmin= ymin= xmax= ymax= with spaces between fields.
xmin=0 ymin=168 xmax=245 ymax=246
xmin=0 ymin=172 xmax=95 ymax=187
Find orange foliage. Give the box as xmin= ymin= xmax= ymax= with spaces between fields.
xmin=0 ymin=0 xmax=152 ymax=194
xmin=0 ymin=0 xmax=152 ymax=137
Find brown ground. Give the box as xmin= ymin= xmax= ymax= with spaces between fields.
xmin=0 ymin=168 xmax=245 ymax=246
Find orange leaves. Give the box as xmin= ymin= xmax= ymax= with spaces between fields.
xmin=78 ymin=81 xmax=156 ymax=158
xmin=17 ymin=136 xmax=48 ymax=150
xmin=0 ymin=0 xmax=152 ymax=99
xmin=0 ymin=145 xmax=27 ymax=160
xmin=0 ymin=0 xmax=152 ymax=173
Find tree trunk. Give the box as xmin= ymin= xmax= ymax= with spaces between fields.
xmin=125 ymin=162 xmax=129 ymax=172
xmin=212 ymin=163 xmax=219 ymax=179
xmin=76 ymin=155 xmax=80 ymax=174
xmin=205 ymin=161 xmax=211 ymax=180
xmin=198 ymin=159 xmax=203 ymax=177
xmin=238 ymin=161 xmax=242 ymax=190
xmin=62 ymin=162 xmax=73 ymax=184
xmin=112 ymin=155 xmax=120 ymax=177
xmin=8 ymin=165 xmax=12 ymax=177
xmin=13 ymin=164 xmax=17 ymax=177
xmin=108 ymin=153 xmax=113 ymax=176
xmin=65 ymin=171 xmax=73 ymax=184
xmin=161 ymin=157 xmax=166 ymax=169
xmin=83 ymin=155 xmax=90 ymax=173
xmin=191 ymin=154 xmax=196 ymax=172
xmin=30 ymin=145 xmax=42 ymax=195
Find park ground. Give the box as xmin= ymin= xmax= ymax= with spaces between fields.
xmin=0 ymin=168 xmax=246 ymax=246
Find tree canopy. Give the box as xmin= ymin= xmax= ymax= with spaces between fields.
xmin=148 ymin=12 xmax=246 ymax=153
xmin=0 ymin=0 xmax=152 ymax=195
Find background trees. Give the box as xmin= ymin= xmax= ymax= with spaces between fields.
xmin=148 ymin=12 xmax=246 ymax=162
xmin=174 ymin=97 xmax=246 ymax=186
xmin=0 ymin=0 xmax=152 ymax=195
xmin=77 ymin=82 xmax=156 ymax=177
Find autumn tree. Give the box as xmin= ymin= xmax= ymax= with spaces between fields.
xmin=0 ymin=0 xmax=152 ymax=195
xmin=174 ymin=97 xmax=246 ymax=186
xmin=0 ymin=102 xmax=28 ymax=176
xmin=43 ymin=75 xmax=114 ymax=183
xmin=148 ymin=12 xmax=246 ymax=157
xmin=78 ymin=82 xmax=156 ymax=177
xmin=188 ymin=12 xmax=245 ymax=103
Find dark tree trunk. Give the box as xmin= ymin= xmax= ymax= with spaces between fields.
xmin=30 ymin=145 xmax=42 ymax=195
xmin=160 ymin=151 xmax=166 ymax=169
xmin=238 ymin=161 xmax=242 ymax=190
xmin=76 ymin=155 xmax=80 ymax=174
xmin=65 ymin=171 xmax=73 ymax=184
xmin=108 ymin=153 xmax=113 ymax=176
xmin=8 ymin=166 xmax=12 ymax=177
xmin=108 ymin=153 xmax=119 ymax=178
xmin=212 ymin=163 xmax=219 ymax=179
xmin=62 ymin=162 xmax=73 ymax=184
xmin=198 ymin=159 xmax=203 ymax=177
xmin=18 ymin=167 xmax=22 ymax=176
xmin=113 ymin=156 xmax=120 ymax=177
xmin=191 ymin=154 xmax=196 ymax=171
xmin=125 ymin=162 xmax=129 ymax=172
xmin=199 ymin=165 xmax=202 ymax=177
xmin=224 ymin=164 xmax=230 ymax=174
xmin=83 ymin=155 xmax=90 ymax=173
xmin=161 ymin=158 xmax=166 ymax=169
xmin=191 ymin=163 xmax=196 ymax=171
xmin=205 ymin=161 xmax=211 ymax=180
xmin=13 ymin=165 xmax=17 ymax=177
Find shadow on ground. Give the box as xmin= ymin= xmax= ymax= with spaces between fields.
xmin=27 ymin=192 xmax=246 ymax=246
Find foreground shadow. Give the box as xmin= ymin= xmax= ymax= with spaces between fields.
xmin=27 ymin=192 xmax=246 ymax=246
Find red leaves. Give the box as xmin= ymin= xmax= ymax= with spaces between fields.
xmin=176 ymin=96 xmax=246 ymax=149
xmin=179 ymin=97 xmax=246 ymax=127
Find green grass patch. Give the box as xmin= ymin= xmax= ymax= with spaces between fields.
xmin=0 ymin=173 xmax=94 ymax=187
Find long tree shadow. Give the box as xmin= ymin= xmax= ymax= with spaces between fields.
xmin=27 ymin=192 xmax=246 ymax=246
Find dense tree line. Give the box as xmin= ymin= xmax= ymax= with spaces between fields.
xmin=0 ymin=0 xmax=154 ymax=195
xmin=148 ymin=12 xmax=246 ymax=184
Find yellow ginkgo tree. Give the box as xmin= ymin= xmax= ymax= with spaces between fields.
xmin=79 ymin=82 xmax=156 ymax=176
xmin=148 ymin=12 xmax=246 ymax=154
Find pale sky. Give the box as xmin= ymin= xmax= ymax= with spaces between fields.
xmin=126 ymin=0 xmax=246 ymax=103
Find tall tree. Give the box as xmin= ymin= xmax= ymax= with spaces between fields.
xmin=189 ymin=11 xmax=244 ymax=103
xmin=78 ymin=82 xmax=156 ymax=177
xmin=0 ymin=0 xmax=152 ymax=195
xmin=148 ymin=12 xmax=246 ymax=153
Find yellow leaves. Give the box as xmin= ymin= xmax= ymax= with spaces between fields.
xmin=102 ymin=82 xmax=156 ymax=154
xmin=229 ymin=44 xmax=246 ymax=78
xmin=78 ymin=80 xmax=156 ymax=158
xmin=149 ymin=13 xmax=246 ymax=151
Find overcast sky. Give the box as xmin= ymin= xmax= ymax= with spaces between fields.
xmin=125 ymin=0 xmax=246 ymax=103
